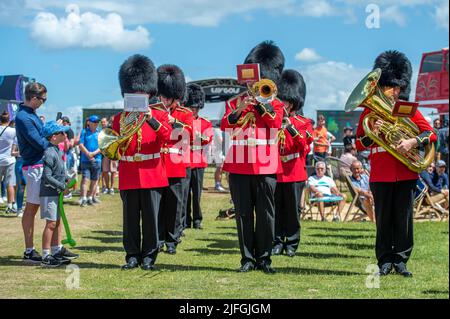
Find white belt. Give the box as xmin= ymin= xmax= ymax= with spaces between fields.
xmin=161 ymin=147 xmax=183 ymax=155
xmin=371 ymin=146 xmax=386 ymax=154
xmin=191 ymin=145 xmax=206 ymax=151
xmin=231 ymin=138 xmax=277 ymax=146
xmin=281 ymin=152 xmax=300 ymax=163
xmin=121 ymin=153 xmax=161 ymax=162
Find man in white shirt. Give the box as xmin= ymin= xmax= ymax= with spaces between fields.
xmin=0 ymin=111 xmax=18 ymax=213
xmin=212 ymin=125 xmax=228 ymax=192
xmin=308 ymin=161 xmax=346 ymax=221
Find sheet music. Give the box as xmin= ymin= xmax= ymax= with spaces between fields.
xmin=124 ymin=94 xmax=149 ymax=112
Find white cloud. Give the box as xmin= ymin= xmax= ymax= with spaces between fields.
xmin=299 ymin=61 xmax=369 ymax=119
xmin=295 ymin=48 xmax=322 ymax=62
xmin=30 ymin=4 xmax=152 ymax=51
xmin=297 ymin=0 xmax=335 ymax=17
xmin=1 ymin=0 xmax=448 ymax=30
xmin=382 ymin=6 xmax=407 ymax=26
xmin=434 ymin=0 xmax=449 ymax=31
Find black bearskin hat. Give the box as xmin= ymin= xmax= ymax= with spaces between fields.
xmin=185 ymin=83 xmax=205 ymax=109
xmin=119 ymin=54 xmax=157 ymax=97
xmin=244 ymin=40 xmax=285 ymax=84
xmin=399 ymin=82 xmax=411 ymax=101
xmin=157 ymin=64 xmax=186 ymax=100
xmin=373 ymin=50 xmax=412 ymax=96
xmin=277 ymin=69 xmax=306 ymax=112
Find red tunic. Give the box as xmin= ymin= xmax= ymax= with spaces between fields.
xmin=220 ymin=93 xmax=283 ymax=175
xmin=112 ymin=108 xmax=171 ymax=190
xmin=355 ymin=108 xmax=436 ymax=182
xmin=191 ymin=116 xmax=213 ymax=169
xmin=277 ymin=115 xmax=314 ymax=183
xmin=162 ymin=105 xmax=193 ymax=178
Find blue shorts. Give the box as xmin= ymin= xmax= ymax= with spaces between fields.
xmin=81 ymin=161 xmax=101 ymax=181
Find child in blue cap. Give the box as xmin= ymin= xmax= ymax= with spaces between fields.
xmin=40 ymin=121 xmax=78 ymax=267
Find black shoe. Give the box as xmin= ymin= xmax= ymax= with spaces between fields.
xmin=394 ymin=262 xmax=413 ymax=277
xmin=141 ymin=257 xmax=155 ymax=271
xmin=166 ymin=246 xmax=176 ymax=255
xmin=193 ymin=223 xmax=203 ymax=230
xmin=378 ymin=262 xmax=393 ymax=276
xmin=41 ymin=255 xmax=64 ymax=268
xmin=54 ymin=247 xmax=79 ymax=261
xmin=271 ymin=245 xmax=283 ymax=255
xmin=238 ymin=262 xmax=255 ymax=273
xmin=23 ymin=249 xmax=42 ymax=264
xmin=257 ymin=262 xmax=276 ymax=274
xmin=121 ymin=257 xmax=139 ymax=270
xmin=285 ymin=248 xmax=296 ymax=257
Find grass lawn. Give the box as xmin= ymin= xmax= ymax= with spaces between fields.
xmin=0 ymin=168 xmax=448 ymax=299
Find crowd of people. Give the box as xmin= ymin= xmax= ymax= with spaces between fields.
xmin=2 ymin=40 xmax=448 ymax=278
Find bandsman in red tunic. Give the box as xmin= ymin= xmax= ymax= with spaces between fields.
xmin=156 ymin=65 xmax=193 ymax=255
xmin=113 ymin=55 xmax=172 ymax=271
xmin=272 ymin=69 xmax=313 ymax=258
xmin=220 ymin=41 xmax=284 ymax=274
xmin=355 ymin=51 xmax=436 ymax=277
xmin=185 ymin=84 xmax=213 ymax=229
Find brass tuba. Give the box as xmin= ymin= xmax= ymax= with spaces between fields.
xmin=345 ymin=68 xmax=434 ymax=173
xmin=98 ymin=112 xmax=147 ymax=160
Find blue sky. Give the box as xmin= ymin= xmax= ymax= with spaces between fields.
xmin=0 ymin=0 xmax=448 ymax=126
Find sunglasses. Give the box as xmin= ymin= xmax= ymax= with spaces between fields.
xmin=35 ymin=96 xmax=47 ymax=103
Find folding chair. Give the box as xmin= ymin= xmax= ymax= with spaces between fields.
xmin=414 ymin=178 xmax=448 ymax=221
xmin=326 ymin=156 xmax=352 ymax=192
xmin=303 ymin=188 xmax=343 ymax=221
xmin=342 ymin=172 xmax=370 ymax=222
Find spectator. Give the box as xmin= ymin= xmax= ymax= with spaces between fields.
xmin=343 ymin=127 xmax=356 ymax=148
xmin=350 ymin=160 xmax=375 ymax=222
xmin=212 ymin=125 xmax=228 ymax=192
xmin=420 ymin=161 xmax=449 ymax=209
xmin=0 ymin=111 xmax=18 ymax=214
xmin=61 ymin=116 xmax=76 ymax=198
xmin=339 ymin=144 xmax=358 ymax=168
xmin=40 ymin=121 xmax=78 ymax=266
xmin=432 ymin=160 xmax=449 ymax=194
xmin=438 ymin=122 xmax=449 ymax=171
xmin=79 ymin=115 xmax=102 ymax=207
xmin=15 ymin=82 xmax=49 ymax=263
xmin=100 ymin=117 xmax=117 ymax=195
xmin=326 ymin=130 xmax=336 ymax=156
xmin=313 ymin=114 xmax=330 ymax=160
xmin=307 ymin=161 xmax=346 ymax=222
xmin=433 ymin=118 xmax=441 ymax=158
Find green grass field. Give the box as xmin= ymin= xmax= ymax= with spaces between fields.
xmin=0 ymin=168 xmax=448 ymax=299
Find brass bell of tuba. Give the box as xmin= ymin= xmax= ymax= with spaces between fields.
xmin=98 ymin=112 xmax=147 ymax=160
xmin=345 ymin=68 xmax=434 ymax=173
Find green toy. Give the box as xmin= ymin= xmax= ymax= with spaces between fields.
xmin=59 ymin=178 xmax=77 ymax=247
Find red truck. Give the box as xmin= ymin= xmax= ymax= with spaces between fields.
xmin=415 ymin=48 xmax=449 ymax=117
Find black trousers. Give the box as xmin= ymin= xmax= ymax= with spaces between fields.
xmin=229 ymin=173 xmax=277 ymax=266
xmin=274 ymin=181 xmax=305 ymax=252
xmin=120 ymin=188 xmax=162 ymax=263
xmin=158 ymin=178 xmax=183 ymax=248
xmin=179 ymin=167 xmax=192 ymax=234
xmin=187 ymin=168 xmax=205 ymax=227
xmin=370 ymin=180 xmax=416 ymax=266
